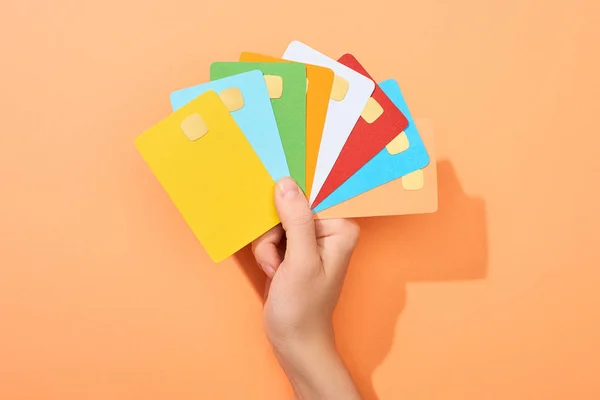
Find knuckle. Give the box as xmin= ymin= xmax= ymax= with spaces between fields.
xmin=251 ymin=241 xmax=267 ymax=259
xmin=285 ymin=209 xmax=314 ymax=228
xmin=341 ymin=220 xmax=360 ymax=245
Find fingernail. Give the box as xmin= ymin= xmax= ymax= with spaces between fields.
xmin=277 ymin=177 xmax=300 ymax=200
xmin=261 ymin=264 xmax=275 ymax=277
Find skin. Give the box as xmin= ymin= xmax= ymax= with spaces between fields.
xmin=252 ymin=177 xmax=363 ymax=400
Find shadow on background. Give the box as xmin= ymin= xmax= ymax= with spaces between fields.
xmin=234 ymin=160 xmax=488 ymax=399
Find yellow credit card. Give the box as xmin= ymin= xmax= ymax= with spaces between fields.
xmin=135 ymin=91 xmax=279 ymax=263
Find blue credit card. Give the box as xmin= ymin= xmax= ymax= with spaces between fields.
xmin=170 ymin=70 xmax=289 ymax=182
xmin=313 ymin=79 xmax=430 ymax=212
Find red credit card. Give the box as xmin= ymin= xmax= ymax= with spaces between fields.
xmin=311 ymin=54 xmax=409 ymax=207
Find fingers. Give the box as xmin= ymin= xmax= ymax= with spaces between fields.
xmin=274 ymin=177 xmax=318 ymax=261
xmin=315 ymin=219 xmax=360 ymax=280
xmin=315 ymin=219 xmax=360 ymax=250
xmin=252 ymin=225 xmax=284 ymax=278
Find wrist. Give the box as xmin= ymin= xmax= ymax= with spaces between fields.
xmin=266 ymin=317 xmax=336 ymax=360
xmin=272 ymin=331 xmax=337 ymax=372
xmin=271 ymin=334 xmax=362 ymax=400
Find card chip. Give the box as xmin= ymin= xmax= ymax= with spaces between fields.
xmin=402 ymin=169 xmax=424 ymax=190
xmin=361 ymin=97 xmax=384 ymax=123
xmin=330 ymin=75 xmax=349 ymax=101
xmin=386 ymin=132 xmax=410 ymax=155
xmin=219 ymin=87 xmax=244 ymax=112
xmin=264 ymin=75 xmax=283 ymax=99
xmin=180 ymin=113 xmax=208 ymax=141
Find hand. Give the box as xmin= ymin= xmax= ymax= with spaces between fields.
xmin=252 ymin=177 xmax=362 ymax=400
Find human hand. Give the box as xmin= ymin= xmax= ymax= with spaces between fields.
xmin=252 ymin=177 xmax=362 ymax=399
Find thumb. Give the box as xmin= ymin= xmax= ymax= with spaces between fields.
xmin=274 ymin=177 xmax=318 ymax=260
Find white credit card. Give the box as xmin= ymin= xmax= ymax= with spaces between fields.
xmin=282 ymin=41 xmax=375 ymax=204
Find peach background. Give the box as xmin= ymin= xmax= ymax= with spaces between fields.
xmin=1 ymin=0 xmax=599 ymax=399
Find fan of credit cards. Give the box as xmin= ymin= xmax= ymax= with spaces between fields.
xmin=136 ymin=41 xmax=438 ymax=263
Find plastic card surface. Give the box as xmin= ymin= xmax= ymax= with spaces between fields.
xmin=239 ymin=52 xmax=333 ymax=197
xmin=170 ymin=70 xmax=289 ymax=182
xmin=282 ymin=41 xmax=374 ymax=203
xmin=312 ymin=54 xmax=409 ymax=207
xmin=210 ymin=62 xmax=307 ymax=192
xmin=313 ymin=79 xmax=430 ymax=213
xmin=135 ymin=91 xmax=279 ymax=263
